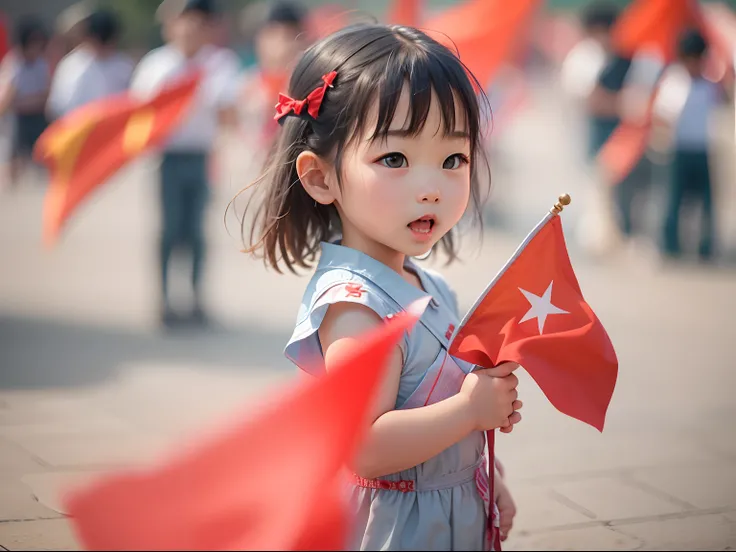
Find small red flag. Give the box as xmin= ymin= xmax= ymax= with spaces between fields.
xmin=33 ymin=70 xmax=200 ymax=247
xmin=449 ymin=212 xmax=618 ymax=432
xmin=63 ymin=303 xmax=425 ymax=551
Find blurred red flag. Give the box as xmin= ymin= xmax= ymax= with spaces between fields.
xmin=597 ymin=112 xmax=653 ymax=187
xmin=386 ymin=0 xmax=423 ymax=27
xmin=306 ymin=3 xmax=352 ymax=39
xmin=422 ymin=0 xmax=542 ymax=87
xmin=63 ymin=303 xmax=425 ymax=551
xmin=611 ymin=0 xmax=702 ymax=64
xmin=449 ymin=214 xmax=618 ymax=432
xmin=33 ymin=71 xmax=200 ymax=247
xmin=0 ymin=14 xmax=8 ymax=63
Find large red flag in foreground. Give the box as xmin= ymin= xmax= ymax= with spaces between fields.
xmin=33 ymin=71 xmax=200 ymax=247
xmin=64 ymin=303 xmax=425 ymax=551
xmin=449 ymin=200 xmax=618 ymax=431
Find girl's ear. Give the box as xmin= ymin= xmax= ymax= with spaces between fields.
xmin=296 ymin=151 xmax=337 ymax=205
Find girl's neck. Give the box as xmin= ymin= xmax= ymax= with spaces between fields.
xmin=340 ymin=221 xmax=424 ymax=292
xmin=341 ymin=232 xmax=407 ymax=277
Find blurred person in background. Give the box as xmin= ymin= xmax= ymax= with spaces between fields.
xmin=49 ymin=1 xmax=94 ymax=72
xmin=561 ymin=2 xmax=624 ymax=256
xmin=238 ymin=1 xmax=309 ymax=154
xmin=564 ymin=1 xmax=656 ymax=258
xmin=0 ymin=16 xmax=50 ymax=190
xmin=130 ymin=0 xmax=241 ymax=329
xmin=47 ymin=9 xmax=134 ymax=120
xmin=561 ymin=1 xmax=621 ymax=155
xmin=651 ymin=29 xmax=731 ymax=263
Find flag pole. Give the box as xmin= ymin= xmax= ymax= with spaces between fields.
xmin=551 ymin=192 xmax=572 ymax=215
xmin=450 ymin=194 xmax=572 ymax=344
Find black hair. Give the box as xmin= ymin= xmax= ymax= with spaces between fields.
xmin=15 ymin=16 xmax=48 ymax=50
xmin=264 ymin=1 xmax=306 ymax=28
xmin=678 ymin=28 xmax=708 ymax=59
xmin=85 ymin=9 xmax=121 ymax=45
xmin=235 ymin=23 xmax=492 ymax=274
xmin=581 ymin=1 xmax=619 ymax=31
xmin=182 ymin=0 xmax=217 ymax=17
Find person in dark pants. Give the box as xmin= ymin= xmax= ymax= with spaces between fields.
xmin=652 ymin=29 xmax=729 ymax=262
xmin=130 ymin=0 xmax=240 ymax=328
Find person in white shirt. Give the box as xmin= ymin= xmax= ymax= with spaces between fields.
xmin=652 ymin=29 xmax=729 ymax=262
xmin=46 ymin=9 xmax=134 ymax=120
xmin=130 ymin=0 xmax=241 ymax=329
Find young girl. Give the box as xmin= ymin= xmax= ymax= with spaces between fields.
xmin=240 ymin=23 xmax=522 ymax=551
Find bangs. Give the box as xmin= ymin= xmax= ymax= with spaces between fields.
xmin=347 ymin=40 xmax=485 ymax=146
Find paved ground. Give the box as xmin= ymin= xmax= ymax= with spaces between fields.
xmin=1 ymin=72 xmax=735 ymax=550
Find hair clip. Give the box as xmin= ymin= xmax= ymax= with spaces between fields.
xmin=274 ymin=71 xmax=337 ymax=123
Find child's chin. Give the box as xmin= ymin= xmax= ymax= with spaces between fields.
xmin=403 ymin=243 xmax=435 ymax=259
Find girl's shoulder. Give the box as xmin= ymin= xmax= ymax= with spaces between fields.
xmin=284 ymin=243 xmax=435 ymax=375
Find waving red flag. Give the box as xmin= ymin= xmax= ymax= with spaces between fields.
xmin=63 ymin=302 xmax=425 ymax=551
xmin=611 ymin=0 xmax=702 ymax=64
xmin=34 ymin=70 xmax=200 ymax=247
xmin=450 ymin=199 xmax=618 ymax=431
xmin=422 ymin=0 xmax=541 ymax=88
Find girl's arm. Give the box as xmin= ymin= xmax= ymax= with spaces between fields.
xmin=320 ymin=302 xmax=476 ymax=480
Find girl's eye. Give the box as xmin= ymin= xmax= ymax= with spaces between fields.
xmin=443 ymin=154 xmax=470 ymax=170
xmin=378 ymin=153 xmax=408 ymax=169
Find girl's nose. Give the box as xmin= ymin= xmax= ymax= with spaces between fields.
xmin=419 ymin=189 xmax=440 ymax=203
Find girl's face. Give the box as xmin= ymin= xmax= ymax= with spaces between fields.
xmin=332 ymin=83 xmax=472 ymax=265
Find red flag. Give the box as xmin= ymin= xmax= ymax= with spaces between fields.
xmin=597 ymin=113 xmax=653 ymax=187
xmin=386 ymin=0 xmax=423 ymax=27
xmin=422 ymin=0 xmax=541 ymax=88
xmin=33 ymin=71 xmax=200 ymax=247
xmin=306 ymin=3 xmax=352 ymax=39
xmin=611 ymin=0 xmax=702 ymax=64
xmin=449 ymin=211 xmax=618 ymax=432
xmin=0 ymin=14 xmax=8 ymax=63
xmin=63 ymin=303 xmax=425 ymax=551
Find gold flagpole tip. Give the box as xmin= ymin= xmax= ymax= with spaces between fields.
xmin=552 ymin=193 xmax=571 ymax=215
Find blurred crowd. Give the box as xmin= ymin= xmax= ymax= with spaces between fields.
xmin=0 ymin=0 xmax=733 ymax=329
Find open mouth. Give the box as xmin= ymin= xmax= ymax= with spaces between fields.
xmin=407 ymin=215 xmax=436 ymax=235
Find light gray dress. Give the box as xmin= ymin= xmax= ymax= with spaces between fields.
xmin=285 ymin=242 xmax=496 ymax=551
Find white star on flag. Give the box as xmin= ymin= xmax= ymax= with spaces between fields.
xmin=518 ymin=281 xmax=569 ymax=334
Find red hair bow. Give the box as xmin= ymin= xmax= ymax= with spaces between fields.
xmin=274 ymin=71 xmax=337 ymax=122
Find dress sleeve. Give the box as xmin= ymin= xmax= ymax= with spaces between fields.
xmin=284 ymin=275 xmax=403 ymax=376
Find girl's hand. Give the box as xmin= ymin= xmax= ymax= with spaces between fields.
xmin=460 ymin=362 xmax=521 ymax=431
xmin=494 ymin=473 xmax=517 ymax=542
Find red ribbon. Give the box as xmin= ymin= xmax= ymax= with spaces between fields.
xmin=274 ymin=71 xmax=337 ymax=122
